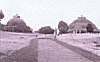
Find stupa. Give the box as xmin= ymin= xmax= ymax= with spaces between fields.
xmin=4 ymin=14 xmax=32 ymax=33
xmin=67 ymin=15 xmax=99 ymax=33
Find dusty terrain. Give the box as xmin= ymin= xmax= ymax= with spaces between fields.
xmin=0 ymin=31 xmax=38 ymax=62
xmin=0 ymin=31 xmax=100 ymax=62
xmin=57 ymin=33 xmax=100 ymax=56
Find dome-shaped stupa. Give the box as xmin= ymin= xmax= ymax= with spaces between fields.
xmin=68 ymin=15 xmax=99 ymax=33
xmin=6 ymin=14 xmax=26 ymax=27
xmin=4 ymin=14 xmax=32 ymax=33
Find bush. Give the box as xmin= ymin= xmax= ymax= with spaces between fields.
xmin=39 ymin=26 xmax=54 ymax=34
xmin=0 ymin=10 xmax=4 ymax=20
xmin=58 ymin=21 xmax=69 ymax=34
xmin=86 ymin=23 xmax=93 ymax=33
xmin=3 ymin=26 xmax=32 ymax=33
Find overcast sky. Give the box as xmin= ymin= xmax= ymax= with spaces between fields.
xmin=0 ymin=0 xmax=100 ymax=31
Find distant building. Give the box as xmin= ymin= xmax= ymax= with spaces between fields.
xmin=3 ymin=14 xmax=32 ymax=33
xmin=67 ymin=16 xmax=99 ymax=33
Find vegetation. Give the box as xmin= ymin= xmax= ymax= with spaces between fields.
xmin=39 ymin=26 xmax=54 ymax=34
xmin=58 ymin=21 xmax=69 ymax=34
xmin=3 ymin=26 xmax=32 ymax=33
xmin=0 ymin=11 xmax=99 ymax=33
xmin=86 ymin=23 xmax=93 ymax=33
xmin=0 ymin=23 xmax=5 ymax=30
xmin=0 ymin=10 xmax=4 ymax=21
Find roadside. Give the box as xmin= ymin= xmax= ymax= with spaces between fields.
xmin=39 ymin=34 xmax=100 ymax=62
xmin=52 ymin=38 xmax=100 ymax=62
xmin=0 ymin=38 xmax=38 ymax=62
xmin=56 ymin=34 xmax=100 ymax=62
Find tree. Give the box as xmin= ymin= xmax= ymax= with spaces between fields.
xmin=0 ymin=23 xmax=5 ymax=30
xmin=86 ymin=23 xmax=93 ymax=33
xmin=58 ymin=21 xmax=69 ymax=34
xmin=0 ymin=10 xmax=4 ymax=21
xmin=39 ymin=26 xmax=54 ymax=34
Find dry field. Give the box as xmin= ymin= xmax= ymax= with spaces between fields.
xmin=0 ymin=31 xmax=36 ymax=57
xmin=57 ymin=33 xmax=100 ymax=56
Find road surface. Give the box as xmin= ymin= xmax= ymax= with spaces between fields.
xmin=38 ymin=39 xmax=93 ymax=62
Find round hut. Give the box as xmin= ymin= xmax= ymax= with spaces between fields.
xmin=4 ymin=14 xmax=32 ymax=33
xmin=67 ymin=16 xmax=99 ymax=33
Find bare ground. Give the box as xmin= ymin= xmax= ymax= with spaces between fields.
xmin=0 ymin=38 xmax=38 ymax=62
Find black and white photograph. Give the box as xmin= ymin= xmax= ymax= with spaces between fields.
xmin=0 ymin=0 xmax=100 ymax=62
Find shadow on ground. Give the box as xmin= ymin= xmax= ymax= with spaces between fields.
xmin=0 ymin=38 xmax=38 ymax=62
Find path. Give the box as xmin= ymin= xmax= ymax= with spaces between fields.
xmin=38 ymin=39 xmax=93 ymax=62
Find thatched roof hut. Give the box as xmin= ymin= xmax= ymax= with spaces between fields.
xmin=67 ymin=16 xmax=99 ymax=33
xmin=4 ymin=14 xmax=32 ymax=33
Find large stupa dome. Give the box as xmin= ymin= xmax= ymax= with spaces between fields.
xmin=68 ymin=16 xmax=99 ymax=33
xmin=6 ymin=14 xmax=26 ymax=27
xmin=4 ymin=14 xmax=32 ymax=33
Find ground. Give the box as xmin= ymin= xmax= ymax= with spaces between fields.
xmin=0 ymin=31 xmax=100 ymax=62
xmin=0 ymin=31 xmax=36 ymax=55
xmin=38 ymin=39 xmax=93 ymax=62
xmin=57 ymin=33 xmax=100 ymax=56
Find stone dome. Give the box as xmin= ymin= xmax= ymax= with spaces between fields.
xmin=6 ymin=14 xmax=26 ymax=27
xmin=68 ymin=16 xmax=99 ymax=33
xmin=4 ymin=14 xmax=32 ymax=33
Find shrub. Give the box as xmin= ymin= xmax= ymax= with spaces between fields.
xmin=58 ymin=21 xmax=69 ymax=34
xmin=0 ymin=10 xmax=4 ymax=21
xmin=39 ymin=26 xmax=54 ymax=34
xmin=86 ymin=23 xmax=93 ymax=33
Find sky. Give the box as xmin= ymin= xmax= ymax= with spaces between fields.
xmin=0 ymin=0 xmax=100 ymax=31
